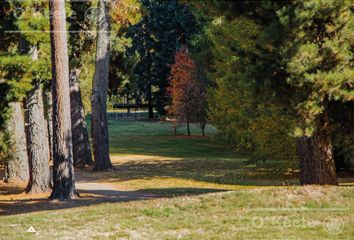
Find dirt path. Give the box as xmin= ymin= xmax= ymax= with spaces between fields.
xmin=0 ymin=169 xmax=161 ymax=216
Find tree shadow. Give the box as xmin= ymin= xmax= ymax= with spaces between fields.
xmin=0 ymin=187 xmax=226 ymax=216
xmin=0 ymin=184 xmax=25 ymax=195
xmin=107 ymin=158 xmax=300 ymax=186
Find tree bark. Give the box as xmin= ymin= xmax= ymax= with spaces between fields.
xmin=4 ymin=102 xmax=29 ymax=183
xmin=25 ymin=83 xmax=51 ymax=193
xmin=49 ymin=0 xmax=76 ymax=200
xmin=70 ymin=69 xmax=93 ymax=167
xmin=44 ymin=88 xmax=54 ymax=162
xmin=297 ymin=106 xmax=338 ymax=185
xmin=91 ymin=0 xmax=113 ymax=171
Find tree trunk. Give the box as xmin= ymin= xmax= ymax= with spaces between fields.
xmin=91 ymin=0 xmax=113 ymax=171
xmin=49 ymin=0 xmax=76 ymax=200
xmin=147 ymin=86 xmax=153 ymax=119
xmin=201 ymin=124 xmax=205 ymax=137
xmin=187 ymin=121 xmax=191 ymax=136
xmin=70 ymin=69 xmax=93 ymax=167
xmin=297 ymin=107 xmax=338 ymax=185
xmin=4 ymin=102 xmax=29 ymax=183
xmin=126 ymin=95 xmax=130 ymax=116
xmin=44 ymin=88 xmax=54 ymax=162
xmin=25 ymin=83 xmax=51 ymax=193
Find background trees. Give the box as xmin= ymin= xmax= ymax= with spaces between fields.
xmin=198 ymin=0 xmax=353 ymax=184
xmin=0 ymin=0 xmax=352 ymax=190
xmin=128 ymin=0 xmax=199 ymax=117
xmin=168 ymin=47 xmax=207 ymax=136
xmin=203 ymin=1 xmax=297 ymax=163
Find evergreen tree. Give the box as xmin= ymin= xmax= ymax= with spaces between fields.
xmin=199 ymin=1 xmax=353 ymax=183
xmin=278 ymin=0 xmax=353 ymax=184
xmin=0 ymin=0 xmax=52 ymax=190
xmin=204 ymin=1 xmax=297 ymax=163
xmin=128 ymin=0 xmax=199 ymax=117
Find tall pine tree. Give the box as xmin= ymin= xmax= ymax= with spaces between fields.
xmin=278 ymin=0 xmax=353 ymax=185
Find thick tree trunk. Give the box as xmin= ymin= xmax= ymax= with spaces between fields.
xmin=91 ymin=0 xmax=113 ymax=171
xmin=25 ymin=83 xmax=51 ymax=193
xmin=70 ymin=69 xmax=93 ymax=167
xmin=4 ymin=102 xmax=29 ymax=183
xmin=49 ymin=0 xmax=76 ymax=200
xmin=44 ymin=88 xmax=54 ymax=162
xmin=297 ymin=107 xmax=338 ymax=185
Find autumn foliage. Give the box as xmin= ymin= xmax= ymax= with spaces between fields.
xmin=168 ymin=47 xmax=207 ymax=136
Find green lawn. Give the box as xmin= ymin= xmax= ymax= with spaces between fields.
xmin=0 ymin=119 xmax=353 ymax=239
xmin=86 ymin=120 xmax=300 ymax=192
xmin=0 ymin=186 xmax=353 ymax=239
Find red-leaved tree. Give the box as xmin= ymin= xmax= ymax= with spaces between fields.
xmin=168 ymin=47 xmax=207 ymax=136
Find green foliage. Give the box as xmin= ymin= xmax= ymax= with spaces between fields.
xmin=0 ymin=0 xmax=52 ymax=162
xmin=0 ymin=107 xmax=14 ymax=165
xmin=201 ymin=0 xmax=353 ymax=164
xmin=0 ymin=54 xmax=49 ymax=101
xmin=205 ymin=9 xmax=297 ymax=162
xmin=128 ymin=0 xmax=200 ymax=114
xmin=250 ymin=105 xmax=297 ymax=163
xmin=109 ymin=0 xmax=141 ymax=99
xmin=8 ymin=0 xmax=50 ymax=45
xmin=0 ymin=129 xmax=12 ymax=166
xmin=0 ymin=0 xmax=52 ymax=101
xmin=278 ymin=0 xmax=354 ymax=136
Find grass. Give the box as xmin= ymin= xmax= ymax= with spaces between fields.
xmin=0 ymin=119 xmax=353 ymax=239
xmin=85 ymin=120 xmax=301 ymax=194
xmin=0 ymin=187 xmax=353 ymax=239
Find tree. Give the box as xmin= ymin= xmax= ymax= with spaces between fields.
xmin=128 ymin=0 xmax=199 ymax=117
xmin=200 ymin=1 xmax=352 ymax=184
xmin=4 ymin=102 xmax=29 ymax=183
xmin=168 ymin=47 xmax=206 ymax=136
xmin=68 ymin=0 xmax=94 ymax=167
xmin=0 ymin=1 xmax=29 ymax=183
xmin=0 ymin=1 xmax=52 ymax=189
xmin=70 ymin=69 xmax=93 ymax=167
xmin=19 ymin=2 xmax=51 ymax=194
xmin=278 ymin=0 xmax=353 ymax=185
xmin=91 ymin=0 xmax=113 ymax=171
xmin=25 ymin=80 xmax=51 ymax=193
xmin=49 ymin=0 xmax=76 ymax=199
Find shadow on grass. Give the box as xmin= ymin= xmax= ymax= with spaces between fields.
xmin=0 ymin=187 xmax=226 ymax=216
xmin=0 ymin=184 xmax=26 ymax=195
xmin=105 ymin=158 xmax=300 ymax=187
